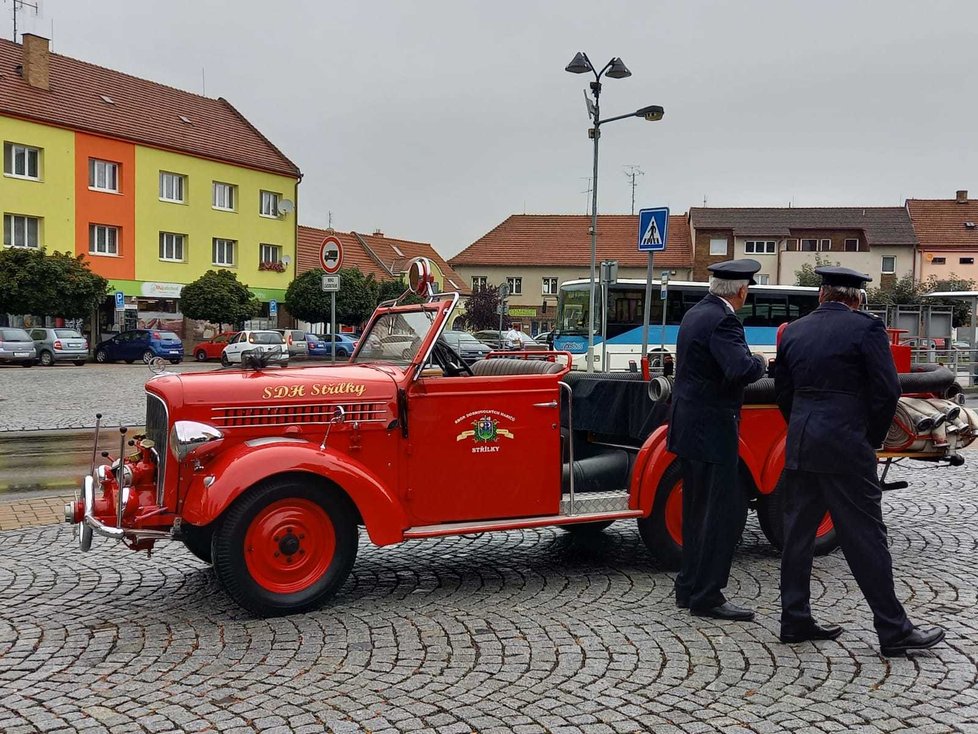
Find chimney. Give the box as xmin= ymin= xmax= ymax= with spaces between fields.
xmin=21 ymin=34 xmax=50 ymax=91
xmin=956 ymin=189 xmax=968 ymax=204
xmin=372 ymin=229 xmax=384 ymax=237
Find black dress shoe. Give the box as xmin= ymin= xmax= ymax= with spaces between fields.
xmin=881 ymin=627 xmax=946 ymax=657
xmin=690 ymin=601 xmax=755 ymax=621
xmin=780 ymin=622 xmax=844 ymax=643
xmin=676 ymin=597 xmax=689 ymax=609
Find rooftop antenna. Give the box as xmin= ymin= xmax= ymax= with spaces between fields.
xmin=201 ymin=67 xmax=206 ymax=96
xmin=580 ymin=177 xmax=593 ymax=215
xmin=623 ymin=164 xmax=645 ymax=215
xmin=9 ymin=0 xmax=40 ymax=43
xmin=703 ymin=194 xmax=708 ymax=207
xmin=328 ymin=210 xmax=333 ymax=229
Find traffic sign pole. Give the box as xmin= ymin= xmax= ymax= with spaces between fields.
xmin=331 ymin=292 xmax=336 ymax=365
xmin=637 ymin=207 xmax=669 ymax=372
xmin=641 ymin=252 xmax=654 ymax=363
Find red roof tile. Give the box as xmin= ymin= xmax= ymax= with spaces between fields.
xmin=907 ymin=198 xmax=978 ymax=251
xmin=353 ymin=232 xmax=469 ymax=293
xmin=449 ymin=214 xmax=692 ymax=269
xmin=297 ymin=227 xmax=386 ymax=279
xmin=0 ymin=38 xmax=299 ymax=177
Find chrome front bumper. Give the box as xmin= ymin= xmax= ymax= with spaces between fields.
xmin=65 ymin=474 xmax=171 ymax=551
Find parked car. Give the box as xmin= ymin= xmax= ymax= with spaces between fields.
xmin=30 ymin=327 xmax=88 ymax=366
xmin=471 ymin=329 xmax=547 ymax=351
xmin=535 ymin=330 xmax=554 ymax=347
xmin=192 ymin=332 xmax=238 ymax=362
xmin=311 ymin=333 xmax=359 ymax=358
xmin=440 ymin=330 xmax=492 ymax=365
xmin=94 ymin=330 xmax=184 ymax=364
xmin=222 ymin=330 xmax=289 ymax=367
xmin=274 ymin=329 xmax=308 ymax=358
xmin=0 ymin=328 xmax=37 ymax=367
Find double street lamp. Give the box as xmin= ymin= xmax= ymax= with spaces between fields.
xmin=566 ymin=51 xmax=664 ymax=372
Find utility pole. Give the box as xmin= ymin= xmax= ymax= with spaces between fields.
xmin=623 ymin=165 xmax=644 ymax=215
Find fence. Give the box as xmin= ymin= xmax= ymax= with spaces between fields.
xmin=909 ymin=347 xmax=978 ymax=388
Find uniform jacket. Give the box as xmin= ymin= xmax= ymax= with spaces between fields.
xmin=667 ymin=293 xmax=766 ymax=464
xmin=774 ymin=302 xmax=900 ymax=475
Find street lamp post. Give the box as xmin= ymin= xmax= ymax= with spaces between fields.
xmin=566 ymin=51 xmax=664 ymax=372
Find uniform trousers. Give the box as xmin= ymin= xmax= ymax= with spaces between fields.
xmin=780 ymin=469 xmax=913 ymax=645
xmin=676 ymin=457 xmax=748 ymax=610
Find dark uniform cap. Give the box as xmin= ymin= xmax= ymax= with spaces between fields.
xmin=707 ymin=258 xmax=762 ymax=286
xmin=814 ymin=265 xmax=873 ymax=288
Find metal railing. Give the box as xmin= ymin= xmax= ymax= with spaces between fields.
xmin=909 ymin=347 xmax=978 ymax=387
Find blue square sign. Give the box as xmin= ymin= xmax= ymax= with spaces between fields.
xmin=638 ymin=207 xmax=669 ymax=252
xmin=114 ymin=291 xmax=125 ymax=310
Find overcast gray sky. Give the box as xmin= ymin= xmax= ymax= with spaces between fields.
xmin=9 ymin=1 xmax=978 ymax=257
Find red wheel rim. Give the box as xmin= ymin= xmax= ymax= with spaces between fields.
xmin=244 ymin=498 xmax=336 ymax=594
xmin=815 ymin=512 xmax=833 ymax=538
xmin=665 ymin=480 xmax=683 ymax=547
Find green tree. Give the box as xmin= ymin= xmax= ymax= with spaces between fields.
xmin=793 ymin=254 xmax=837 ymax=287
xmin=46 ymin=251 xmax=110 ymax=318
xmin=179 ymin=269 xmax=260 ymax=330
xmin=0 ymin=248 xmax=107 ymax=319
xmin=285 ymin=267 xmax=379 ymax=328
xmin=376 ymin=277 xmax=423 ymax=306
xmin=457 ymin=285 xmax=509 ymax=331
xmin=868 ymin=272 xmax=976 ymax=327
xmin=865 ymin=272 xmax=925 ymax=306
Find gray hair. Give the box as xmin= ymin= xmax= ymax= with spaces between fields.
xmin=820 ymin=285 xmax=862 ymax=305
xmin=709 ymin=277 xmax=750 ymax=297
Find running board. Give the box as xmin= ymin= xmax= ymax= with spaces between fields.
xmin=404 ymin=508 xmax=642 ymax=539
xmin=560 ymin=490 xmax=630 ymax=515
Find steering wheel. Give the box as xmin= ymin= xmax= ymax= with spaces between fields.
xmin=432 ymin=339 xmax=473 ymax=377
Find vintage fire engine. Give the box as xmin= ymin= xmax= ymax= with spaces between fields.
xmin=66 ymin=259 xmax=977 ymax=617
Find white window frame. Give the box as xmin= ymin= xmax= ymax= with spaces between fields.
xmin=212 ymin=238 xmax=235 ymax=266
xmin=844 ymin=238 xmax=859 ymax=252
xmin=159 ymin=172 xmax=186 ymax=203
xmin=259 ymin=243 xmax=282 ymax=262
xmin=213 ymin=181 xmax=235 ymax=211
xmin=881 ymin=256 xmax=896 ymax=274
xmin=744 ymin=240 xmax=776 ymax=255
xmin=542 ymin=277 xmax=558 ymax=295
xmin=159 ymin=232 xmax=185 ymax=262
xmin=89 ymin=224 xmax=119 ymax=256
xmin=818 ymin=239 xmax=832 ymax=252
xmin=472 ymin=276 xmax=487 ymax=291
xmin=3 ymin=143 xmax=40 ymax=180
xmin=800 ymin=239 xmax=818 ymax=252
xmin=507 ymin=276 xmax=523 ymax=295
xmin=3 ymin=214 xmax=40 ymax=248
xmin=89 ymin=159 xmax=119 ymax=192
xmin=709 ymin=237 xmax=728 ymax=256
xmin=259 ymin=190 xmax=280 ymax=217
xmin=756 ymin=274 xmax=771 ymax=285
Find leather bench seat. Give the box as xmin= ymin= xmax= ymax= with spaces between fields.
xmin=470 ymin=358 xmax=565 ymax=377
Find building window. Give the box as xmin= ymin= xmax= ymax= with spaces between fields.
xmin=931 ymin=257 xmax=946 ymax=264
xmin=213 ymin=182 xmax=236 ymax=210
xmin=709 ymin=237 xmax=728 ymax=256
xmin=756 ymin=274 xmax=770 ymax=285
xmin=818 ymin=239 xmax=832 ymax=251
xmin=260 ymin=190 xmax=280 ymax=217
xmin=159 ymin=232 xmax=185 ymax=262
xmin=259 ymin=243 xmax=284 ymax=271
xmin=3 ymin=214 xmax=40 ymax=248
xmin=89 ymin=225 xmax=119 ymax=256
xmin=960 ymin=257 xmax=974 ymax=265
xmin=506 ymin=277 xmax=523 ymax=295
xmin=159 ymin=172 xmax=186 ymax=203
xmin=881 ymin=256 xmax=896 ymax=274
xmin=89 ymin=159 xmax=118 ymax=192
xmin=744 ymin=240 xmax=776 ymax=255
xmin=472 ymin=276 xmax=487 ymax=291
xmin=3 ymin=143 xmax=40 ymax=179
xmin=800 ymin=239 xmax=818 ymax=252
xmin=213 ymin=238 xmax=235 ymax=266
xmin=844 ymin=238 xmax=859 ymax=252
xmin=542 ymin=277 xmax=558 ymax=295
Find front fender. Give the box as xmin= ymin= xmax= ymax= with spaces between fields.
xmin=180 ymin=441 xmax=407 ymax=546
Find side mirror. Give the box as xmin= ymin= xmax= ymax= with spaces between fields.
xmin=407 ymin=257 xmax=435 ymax=297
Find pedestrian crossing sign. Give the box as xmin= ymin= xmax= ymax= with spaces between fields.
xmin=637 ymin=207 xmax=669 ymax=252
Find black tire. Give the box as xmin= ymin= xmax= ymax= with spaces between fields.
xmin=221 ymin=353 xmax=231 ymax=367
xmin=336 ymin=347 xmax=349 ymax=358
xmin=170 ymin=359 xmax=181 ymax=365
xmin=212 ymin=477 xmax=359 ymax=617
xmin=560 ymin=520 xmax=615 ymax=535
xmin=21 ymin=361 xmax=34 ymax=368
xmin=757 ymin=477 xmax=839 ymax=556
xmin=637 ymin=460 xmax=684 ymax=570
xmin=73 ymin=361 xmax=86 ymax=367
xmin=142 ymin=350 xmax=155 ymax=364
xmin=124 ymin=360 xmax=135 ymax=364
xmin=195 ymin=349 xmax=208 ymax=362
xmin=181 ymin=523 xmax=214 ymax=564
xmin=95 ymin=349 xmax=108 ymax=363
xmin=39 ymin=350 xmax=54 ymax=367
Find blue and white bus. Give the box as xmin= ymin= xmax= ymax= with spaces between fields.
xmin=553 ymin=279 xmax=821 ymax=371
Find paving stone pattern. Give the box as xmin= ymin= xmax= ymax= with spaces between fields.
xmin=1 ymin=461 xmax=977 ymax=733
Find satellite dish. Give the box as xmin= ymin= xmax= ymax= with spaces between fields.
xmin=277 ymin=199 xmax=295 ymax=215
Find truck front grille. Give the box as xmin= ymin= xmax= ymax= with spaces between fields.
xmin=145 ymin=393 xmax=169 ymax=494
xmin=211 ymin=402 xmax=387 ymax=428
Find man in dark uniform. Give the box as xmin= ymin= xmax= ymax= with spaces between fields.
xmin=774 ymin=266 xmax=945 ymax=656
xmin=667 ymin=259 xmax=767 ymax=620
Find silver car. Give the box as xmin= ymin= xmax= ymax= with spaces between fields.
xmin=31 ymin=327 xmax=89 ymax=366
xmin=0 ymin=328 xmax=37 ymax=367
xmin=275 ymin=328 xmax=309 ymax=358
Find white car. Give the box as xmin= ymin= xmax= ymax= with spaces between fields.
xmin=221 ymin=330 xmax=289 ymax=367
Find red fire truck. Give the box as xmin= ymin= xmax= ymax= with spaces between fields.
xmin=66 ymin=259 xmax=975 ymax=616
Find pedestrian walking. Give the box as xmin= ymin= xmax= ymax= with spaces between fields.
xmin=774 ymin=265 xmax=945 ymax=656
xmin=667 ymin=258 xmax=767 ymax=620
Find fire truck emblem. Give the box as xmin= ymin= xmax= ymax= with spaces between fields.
xmin=456 ymin=415 xmax=515 ymax=443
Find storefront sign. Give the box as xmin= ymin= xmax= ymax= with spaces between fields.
xmin=508 ymin=307 xmax=537 ymax=317
xmin=140 ymin=282 xmax=184 ymax=298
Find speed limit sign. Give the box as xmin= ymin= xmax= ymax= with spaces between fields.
xmin=320 ymin=236 xmax=343 ymax=274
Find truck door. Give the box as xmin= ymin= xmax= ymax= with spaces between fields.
xmin=405 ymin=374 xmax=562 ymax=524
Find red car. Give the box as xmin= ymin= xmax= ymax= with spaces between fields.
xmin=191 ymin=332 xmax=238 ymax=362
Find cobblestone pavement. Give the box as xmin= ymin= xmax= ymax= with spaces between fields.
xmin=0 ymin=494 xmax=71 ymax=530
xmin=1 ymin=461 xmax=977 ymax=733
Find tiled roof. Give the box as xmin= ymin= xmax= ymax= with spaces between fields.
xmin=449 ymin=214 xmax=692 ymax=269
xmin=0 ymin=38 xmax=300 ymax=177
xmin=689 ymin=207 xmax=918 ymax=246
xmin=906 ymin=198 xmax=978 ymax=251
xmin=296 ymin=226 xmax=468 ymax=293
